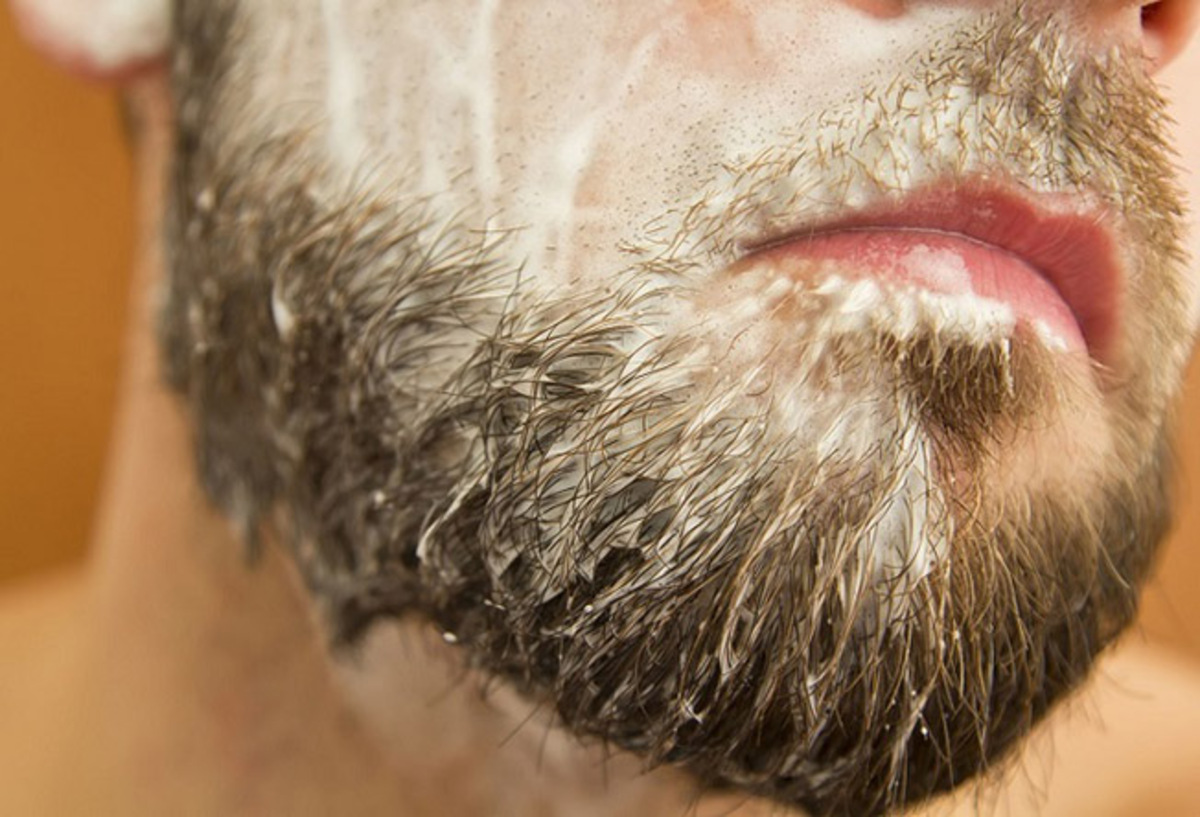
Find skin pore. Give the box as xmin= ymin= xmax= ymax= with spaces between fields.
xmin=4 ymin=0 xmax=1200 ymax=815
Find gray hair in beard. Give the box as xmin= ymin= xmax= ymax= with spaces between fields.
xmin=162 ymin=2 xmax=1186 ymax=815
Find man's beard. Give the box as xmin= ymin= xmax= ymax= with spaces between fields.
xmin=164 ymin=3 xmax=1189 ymax=816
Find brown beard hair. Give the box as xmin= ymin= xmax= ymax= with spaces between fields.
xmin=162 ymin=1 xmax=1186 ymax=815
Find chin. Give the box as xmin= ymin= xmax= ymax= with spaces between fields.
xmin=397 ymin=294 xmax=1172 ymax=817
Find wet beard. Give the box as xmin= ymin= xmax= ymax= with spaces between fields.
xmin=163 ymin=3 xmax=1185 ymax=816
xmin=399 ymin=306 xmax=1169 ymax=816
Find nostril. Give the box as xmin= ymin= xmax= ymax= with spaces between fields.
xmin=1142 ymin=1 xmax=1165 ymax=31
xmin=1141 ymin=1 xmax=1173 ymax=42
xmin=1140 ymin=0 xmax=1199 ymax=70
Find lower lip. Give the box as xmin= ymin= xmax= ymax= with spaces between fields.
xmin=759 ymin=228 xmax=1086 ymax=353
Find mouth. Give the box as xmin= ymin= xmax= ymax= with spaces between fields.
xmin=738 ymin=183 xmax=1122 ymax=361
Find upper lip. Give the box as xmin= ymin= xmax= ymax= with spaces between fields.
xmin=739 ymin=182 xmax=1122 ymax=361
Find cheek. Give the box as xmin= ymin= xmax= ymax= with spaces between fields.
xmin=476 ymin=2 xmax=962 ymax=277
xmin=292 ymin=1 xmax=975 ymax=290
xmin=472 ymin=3 xmax=841 ymax=281
xmin=657 ymin=0 xmax=762 ymax=74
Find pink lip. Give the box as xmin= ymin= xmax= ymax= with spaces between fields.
xmin=742 ymin=185 xmax=1121 ymax=360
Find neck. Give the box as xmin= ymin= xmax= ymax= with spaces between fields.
xmin=61 ymin=77 xmax=401 ymax=815
xmin=54 ymin=77 xmax=741 ymax=817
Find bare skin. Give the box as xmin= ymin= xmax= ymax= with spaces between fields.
xmin=6 ymin=2 xmax=1200 ymax=814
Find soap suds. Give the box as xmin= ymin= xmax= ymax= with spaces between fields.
xmin=321 ymin=0 xmax=368 ymax=167
xmin=899 ymin=245 xmax=974 ymax=294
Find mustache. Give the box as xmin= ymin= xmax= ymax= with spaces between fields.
xmin=161 ymin=4 xmax=1186 ymax=817
xmin=628 ymin=4 xmax=1183 ymax=286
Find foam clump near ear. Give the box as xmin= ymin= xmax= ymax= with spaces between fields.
xmin=11 ymin=0 xmax=169 ymax=80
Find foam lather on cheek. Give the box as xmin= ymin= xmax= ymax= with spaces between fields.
xmin=13 ymin=0 xmax=169 ymax=73
xmin=300 ymin=1 xmax=929 ymax=293
xmin=319 ymin=0 xmax=368 ymax=169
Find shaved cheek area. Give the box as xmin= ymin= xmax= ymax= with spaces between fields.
xmin=235 ymin=1 xmax=970 ymax=292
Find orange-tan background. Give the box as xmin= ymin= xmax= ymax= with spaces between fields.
xmin=3 ymin=7 xmax=1200 ymax=662
xmin=1 ymin=8 xmax=132 ymax=581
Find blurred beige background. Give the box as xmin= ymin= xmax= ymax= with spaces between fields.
xmin=2 ymin=8 xmax=1200 ymax=664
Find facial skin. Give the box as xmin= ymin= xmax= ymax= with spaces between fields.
xmin=160 ymin=1 xmax=1196 ymax=815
